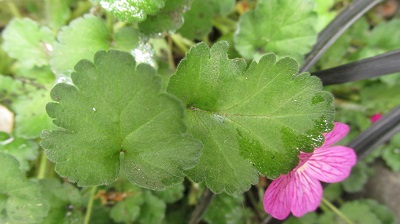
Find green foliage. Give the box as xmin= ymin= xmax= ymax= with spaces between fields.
xmin=178 ymin=0 xmax=235 ymax=40
xmin=1 ymin=18 xmax=54 ymax=69
xmin=41 ymin=50 xmax=202 ymax=189
xmin=100 ymin=0 xmax=165 ymax=22
xmin=203 ymin=193 xmax=250 ymax=224
xmin=14 ymin=88 xmax=55 ymax=139
xmin=234 ymin=0 xmax=318 ymax=62
xmin=382 ymin=133 xmax=400 ymax=171
xmin=323 ymin=183 xmax=343 ymax=202
xmin=40 ymin=178 xmax=84 ymax=224
xmin=51 ymin=15 xmax=111 ymax=75
xmin=139 ymin=0 xmax=192 ymax=35
xmin=341 ymin=162 xmax=370 ymax=193
xmin=137 ymin=191 xmax=166 ymax=224
xmin=45 ymin=0 xmax=71 ymax=30
xmin=152 ymin=182 xmax=185 ymax=203
xmin=0 ymin=136 xmax=39 ymax=171
xmin=284 ymin=213 xmax=319 ymax=224
xmin=0 ymin=153 xmax=49 ymax=223
xmin=167 ymin=41 xmax=334 ymax=193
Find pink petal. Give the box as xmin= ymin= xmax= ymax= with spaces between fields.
xmin=263 ymin=174 xmax=293 ymax=220
xmin=321 ymin=122 xmax=349 ymax=148
xmin=306 ymin=146 xmax=357 ymax=183
xmin=290 ymin=171 xmax=322 ymax=217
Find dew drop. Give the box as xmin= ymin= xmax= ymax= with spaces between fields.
xmin=92 ymin=107 xmax=96 ymax=112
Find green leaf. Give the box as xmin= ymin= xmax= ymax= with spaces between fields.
xmin=13 ymin=88 xmax=55 ymax=139
xmin=234 ymin=0 xmax=317 ymax=62
xmin=1 ymin=18 xmax=54 ymax=69
xmin=167 ymin=41 xmax=334 ymax=193
xmin=177 ymin=0 xmax=214 ymax=40
xmin=341 ymin=162 xmax=370 ymax=193
xmin=313 ymin=0 xmax=336 ymax=32
xmin=362 ymin=199 xmax=396 ymax=224
xmin=284 ymin=212 xmax=319 ymax=224
xmin=51 ymin=15 xmax=111 ymax=76
xmin=204 ymin=193 xmax=250 ymax=224
xmin=110 ymin=196 xmax=143 ymax=223
xmin=40 ymin=178 xmax=84 ymax=224
xmin=137 ymin=191 xmax=166 ymax=224
xmin=323 ymin=183 xmax=343 ymax=202
xmin=45 ymin=0 xmax=71 ymax=30
xmin=152 ymin=182 xmax=185 ymax=203
xmin=0 ymin=153 xmax=49 ymax=223
xmin=113 ymin=27 xmax=140 ymax=51
xmin=100 ymin=0 xmax=165 ymax=22
xmin=139 ymin=0 xmax=192 ymax=35
xmin=0 ymin=136 xmax=39 ymax=171
xmin=41 ymin=50 xmax=202 ymax=189
xmin=382 ymin=133 xmax=400 ymax=172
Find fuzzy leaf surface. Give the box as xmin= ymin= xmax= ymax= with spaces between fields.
xmin=234 ymin=0 xmax=317 ymax=62
xmin=41 ymin=50 xmax=202 ymax=189
xmin=0 ymin=153 xmax=49 ymax=223
xmin=167 ymin=41 xmax=334 ymax=194
xmin=100 ymin=0 xmax=165 ymax=22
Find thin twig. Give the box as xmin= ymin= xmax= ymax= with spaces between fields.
xmin=188 ymin=188 xmax=215 ymax=224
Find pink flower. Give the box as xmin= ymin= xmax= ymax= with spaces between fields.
xmin=263 ymin=122 xmax=357 ymax=220
xmin=370 ymin=113 xmax=382 ymax=123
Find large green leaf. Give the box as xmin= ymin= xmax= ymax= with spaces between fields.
xmin=234 ymin=0 xmax=317 ymax=62
xmin=0 ymin=153 xmax=49 ymax=223
xmin=100 ymin=0 xmax=165 ymax=22
xmin=41 ymin=50 xmax=202 ymax=189
xmin=1 ymin=18 xmax=54 ymax=69
xmin=167 ymin=41 xmax=334 ymax=194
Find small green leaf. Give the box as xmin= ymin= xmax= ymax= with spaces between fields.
xmin=323 ymin=183 xmax=343 ymax=202
xmin=0 ymin=136 xmax=39 ymax=171
xmin=204 ymin=193 xmax=250 ymax=224
xmin=382 ymin=133 xmax=400 ymax=172
xmin=51 ymin=15 xmax=111 ymax=76
xmin=234 ymin=0 xmax=317 ymax=62
xmin=167 ymin=41 xmax=334 ymax=193
xmin=341 ymin=162 xmax=370 ymax=193
xmin=362 ymin=199 xmax=396 ymax=224
xmin=113 ymin=27 xmax=140 ymax=51
xmin=178 ymin=0 xmax=235 ymax=40
xmin=40 ymin=178 xmax=83 ymax=224
xmin=41 ymin=50 xmax=202 ymax=189
xmin=100 ymin=0 xmax=165 ymax=22
xmin=0 ymin=153 xmax=49 ymax=223
xmin=284 ymin=212 xmax=319 ymax=224
xmin=139 ymin=0 xmax=192 ymax=35
xmin=45 ymin=0 xmax=71 ymax=30
xmin=1 ymin=18 xmax=54 ymax=69
xmin=13 ymin=88 xmax=55 ymax=139
xmin=137 ymin=191 xmax=166 ymax=224
xmin=152 ymin=182 xmax=185 ymax=203
xmin=110 ymin=196 xmax=143 ymax=223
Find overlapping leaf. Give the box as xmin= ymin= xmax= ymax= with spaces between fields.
xmin=139 ymin=0 xmax=192 ymax=35
xmin=41 ymin=50 xmax=202 ymax=189
xmin=0 ymin=153 xmax=49 ymax=223
xmin=167 ymin=41 xmax=334 ymax=194
xmin=0 ymin=136 xmax=39 ymax=171
xmin=51 ymin=14 xmax=139 ymax=76
xmin=2 ymin=18 xmax=54 ymax=69
xmin=100 ymin=0 xmax=165 ymax=22
xmin=234 ymin=0 xmax=317 ymax=62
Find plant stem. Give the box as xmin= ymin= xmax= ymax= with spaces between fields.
xmin=37 ymin=149 xmax=48 ymax=179
xmin=322 ymin=197 xmax=353 ymax=224
xmin=188 ymin=188 xmax=215 ymax=224
xmin=84 ymin=186 xmax=98 ymax=224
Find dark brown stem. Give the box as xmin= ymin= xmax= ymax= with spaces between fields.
xmin=188 ymin=188 xmax=215 ymax=224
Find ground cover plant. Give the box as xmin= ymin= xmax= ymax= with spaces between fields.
xmin=0 ymin=0 xmax=400 ymax=223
